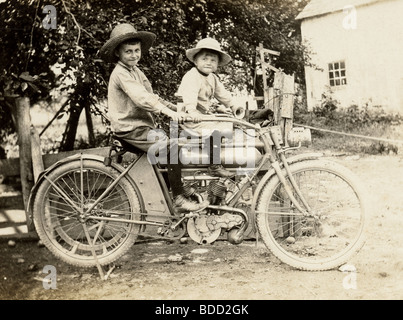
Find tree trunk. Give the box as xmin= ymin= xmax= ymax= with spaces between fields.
xmin=60 ymin=83 xmax=94 ymax=151
xmin=59 ymin=104 xmax=83 ymax=152
xmin=85 ymin=102 xmax=95 ymax=147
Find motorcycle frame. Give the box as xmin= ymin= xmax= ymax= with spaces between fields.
xmin=82 ymin=119 xmax=314 ymax=228
xmin=27 ymin=117 xmax=318 ymax=233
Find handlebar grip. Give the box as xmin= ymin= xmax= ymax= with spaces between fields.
xmin=179 ymin=116 xmax=197 ymax=124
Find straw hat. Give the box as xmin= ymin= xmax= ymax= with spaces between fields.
xmin=100 ymin=23 xmax=156 ymax=62
xmin=186 ymin=38 xmax=231 ymax=66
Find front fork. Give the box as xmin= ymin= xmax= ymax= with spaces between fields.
xmin=263 ymin=128 xmax=314 ymax=217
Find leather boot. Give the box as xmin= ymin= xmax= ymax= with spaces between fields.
xmin=208 ymin=164 xmax=234 ymax=178
xmin=174 ymin=194 xmax=209 ymax=213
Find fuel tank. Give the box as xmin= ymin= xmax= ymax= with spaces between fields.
xmin=179 ymin=145 xmax=262 ymax=168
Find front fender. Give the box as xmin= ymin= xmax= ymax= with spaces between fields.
xmin=251 ymin=152 xmax=323 ymax=212
xmin=26 ymin=152 xmax=126 ymax=217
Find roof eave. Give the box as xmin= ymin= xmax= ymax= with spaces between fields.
xmin=295 ymin=0 xmax=385 ymax=21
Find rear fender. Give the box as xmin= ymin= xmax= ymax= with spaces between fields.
xmin=27 ymin=153 xmax=127 ymax=217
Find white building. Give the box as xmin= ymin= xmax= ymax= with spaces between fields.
xmin=296 ymin=0 xmax=403 ymax=114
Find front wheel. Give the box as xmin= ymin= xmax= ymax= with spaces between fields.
xmin=256 ymin=159 xmax=366 ymax=271
xmin=33 ymin=159 xmax=143 ymax=268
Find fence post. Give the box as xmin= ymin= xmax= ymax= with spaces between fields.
xmin=15 ymin=96 xmax=35 ymax=231
xmin=31 ymin=125 xmax=44 ymax=182
xmin=258 ymin=43 xmax=270 ymax=105
xmin=274 ymin=71 xmax=295 ymax=146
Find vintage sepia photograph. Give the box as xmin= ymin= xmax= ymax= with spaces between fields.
xmin=1 ymin=0 xmax=402 ymax=305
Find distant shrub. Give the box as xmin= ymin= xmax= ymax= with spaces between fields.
xmin=294 ymin=102 xmax=402 ymax=155
xmin=295 ymin=103 xmax=402 ymax=130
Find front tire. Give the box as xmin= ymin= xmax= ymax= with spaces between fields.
xmin=256 ymin=159 xmax=366 ymax=271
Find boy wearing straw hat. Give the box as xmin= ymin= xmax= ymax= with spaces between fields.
xmin=100 ymin=23 xmax=181 ymax=148
xmin=177 ymin=38 xmax=244 ymax=177
xmin=100 ymin=23 xmax=208 ymax=212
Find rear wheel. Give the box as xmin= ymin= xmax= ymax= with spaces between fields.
xmin=256 ymin=159 xmax=366 ymax=271
xmin=33 ymin=159 xmax=143 ymax=267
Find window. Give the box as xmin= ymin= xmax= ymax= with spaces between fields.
xmin=328 ymin=61 xmax=347 ymax=87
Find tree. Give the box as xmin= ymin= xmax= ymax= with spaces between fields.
xmin=0 ymin=0 xmax=310 ymax=151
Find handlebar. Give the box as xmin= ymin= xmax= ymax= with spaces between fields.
xmin=175 ymin=114 xmax=277 ymax=151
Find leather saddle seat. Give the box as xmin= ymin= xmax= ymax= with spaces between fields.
xmin=110 ymin=135 xmax=144 ymax=155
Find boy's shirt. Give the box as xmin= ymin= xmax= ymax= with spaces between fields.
xmin=108 ymin=61 xmax=164 ymax=133
xmin=177 ymin=67 xmax=234 ymax=114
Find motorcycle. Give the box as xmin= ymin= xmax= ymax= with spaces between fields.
xmin=27 ymin=115 xmax=366 ymax=271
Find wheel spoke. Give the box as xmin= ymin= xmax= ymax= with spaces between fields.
xmin=44 ymin=175 xmax=81 ymax=213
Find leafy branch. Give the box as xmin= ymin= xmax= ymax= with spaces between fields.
xmin=61 ymin=0 xmax=95 ymax=47
xmin=25 ymin=0 xmax=41 ymax=72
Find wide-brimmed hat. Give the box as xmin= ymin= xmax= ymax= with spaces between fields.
xmin=186 ymin=38 xmax=231 ymax=66
xmin=100 ymin=23 xmax=156 ymax=62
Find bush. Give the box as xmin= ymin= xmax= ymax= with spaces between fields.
xmin=296 ymin=102 xmax=402 ymax=130
xmin=294 ymin=102 xmax=403 ymax=155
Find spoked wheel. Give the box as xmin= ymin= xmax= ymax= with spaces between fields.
xmin=33 ymin=159 xmax=143 ymax=267
xmin=256 ymin=159 xmax=366 ymax=271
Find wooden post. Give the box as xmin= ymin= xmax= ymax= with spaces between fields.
xmin=282 ymin=73 xmax=295 ymax=146
xmin=253 ymin=45 xmax=295 ymax=145
xmin=15 ymin=96 xmax=35 ymax=231
xmin=255 ymin=44 xmax=280 ymax=111
xmin=31 ymin=125 xmax=44 ymax=182
xmin=258 ymin=43 xmax=270 ymax=106
xmin=274 ymin=71 xmax=295 ymax=146
xmin=273 ymin=72 xmax=284 ymax=125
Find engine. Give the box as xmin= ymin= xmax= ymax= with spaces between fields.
xmin=182 ymin=173 xmax=251 ymax=245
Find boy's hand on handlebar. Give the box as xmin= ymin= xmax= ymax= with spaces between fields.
xmin=215 ymin=105 xmax=232 ymax=115
xmin=161 ymin=108 xmax=184 ymax=122
xmin=162 ymin=109 xmax=203 ymax=123
xmin=184 ymin=111 xmax=202 ymax=123
xmin=166 ymin=103 xmax=178 ymax=111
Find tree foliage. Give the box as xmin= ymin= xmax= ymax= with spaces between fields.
xmin=0 ymin=0 xmax=310 ymax=149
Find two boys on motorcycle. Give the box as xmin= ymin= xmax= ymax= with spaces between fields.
xmin=100 ymin=23 xmax=244 ymax=213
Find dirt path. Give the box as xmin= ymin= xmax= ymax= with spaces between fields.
xmin=1 ymin=153 xmax=402 ymax=300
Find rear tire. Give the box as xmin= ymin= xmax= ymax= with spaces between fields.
xmin=33 ymin=159 xmax=143 ymax=267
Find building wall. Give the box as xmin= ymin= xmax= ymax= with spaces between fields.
xmin=301 ymin=0 xmax=403 ymax=113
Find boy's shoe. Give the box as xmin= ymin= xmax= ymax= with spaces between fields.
xmin=208 ymin=164 xmax=234 ymax=178
xmin=174 ymin=195 xmax=209 ymax=213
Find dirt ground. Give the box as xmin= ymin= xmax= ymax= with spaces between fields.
xmin=1 ymin=151 xmax=403 ymax=301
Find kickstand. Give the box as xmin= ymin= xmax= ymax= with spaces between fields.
xmin=252 ymin=221 xmax=259 ymax=247
xmin=82 ymin=223 xmax=106 ymax=280
xmin=104 ymin=265 xmax=116 ymax=280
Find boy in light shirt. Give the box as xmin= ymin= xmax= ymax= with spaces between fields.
xmin=177 ymin=38 xmax=244 ymax=177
